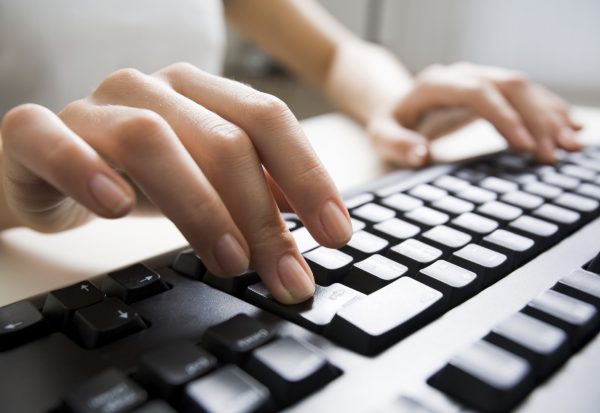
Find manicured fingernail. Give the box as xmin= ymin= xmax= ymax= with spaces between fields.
xmin=214 ymin=233 xmax=249 ymax=276
xmin=277 ymin=254 xmax=315 ymax=302
xmin=320 ymin=200 xmax=352 ymax=244
xmin=408 ymin=144 xmax=427 ymax=167
xmin=89 ymin=173 xmax=132 ymax=214
xmin=514 ymin=126 xmax=536 ymax=151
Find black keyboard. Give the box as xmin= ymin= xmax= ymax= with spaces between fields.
xmin=1 ymin=148 xmax=600 ymax=413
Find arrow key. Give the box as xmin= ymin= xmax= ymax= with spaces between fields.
xmin=0 ymin=301 xmax=47 ymax=350
xmin=43 ymin=281 xmax=105 ymax=328
xmin=103 ymin=263 xmax=169 ymax=303
xmin=72 ymin=298 xmax=147 ymax=348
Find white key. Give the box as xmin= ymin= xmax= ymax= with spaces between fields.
xmin=542 ymin=173 xmax=580 ymax=190
xmin=381 ymin=193 xmax=423 ymax=212
xmin=560 ymin=164 xmax=596 ymax=181
xmin=422 ymin=225 xmax=471 ymax=248
xmin=347 ymin=231 xmax=389 ymax=254
xmin=304 ymin=247 xmax=353 ymax=270
xmin=405 ymin=206 xmax=449 ymax=226
xmin=373 ymin=218 xmax=420 ymax=239
xmin=456 ymin=185 xmax=497 ymax=204
xmin=480 ymin=177 xmax=518 ymax=194
xmin=554 ymin=193 xmax=598 ymax=212
xmin=454 ymin=244 xmax=507 ymax=268
xmin=576 ymin=183 xmax=600 ymax=200
xmin=345 ymin=193 xmax=375 ymax=209
xmin=434 ymin=175 xmax=470 ymax=192
xmin=529 ymin=290 xmax=597 ymax=325
xmin=509 ymin=215 xmax=558 ymax=237
xmin=391 ymin=239 xmax=442 ymax=263
xmin=409 ymin=184 xmax=448 ymax=202
xmin=292 ymin=227 xmax=319 ymax=253
xmin=478 ymin=201 xmax=523 ymax=221
xmin=452 ymin=212 xmax=498 ymax=234
xmin=420 ymin=260 xmax=476 ymax=288
xmin=559 ymin=268 xmax=600 ymax=299
xmin=524 ymin=181 xmax=563 ymax=199
xmin=501 ymin=191 xmax=544 ymax=209
xmin=350 ymin=218 xmax=366 ymax=232
xmin=353 ymin=203 xmax=396 ymax=222
xmin=354 ymin=254 xmax=408 ymax=281
xmin=534 ymin=204 xmax=580 ymax=224
xmin=484 ymin=229 xmax=534 ymax=252
xmin=493 ymin=312 xmax=567 ymax=354
xmin=432 ymin=196 xmax=474 ymax=214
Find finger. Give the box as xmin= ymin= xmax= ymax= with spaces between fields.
xmin=265 ymin=170 xmax=293 ymax=212
xmin=155 ymin=63 xmax=352 ymax=249
xmin=89 ymin=69 xmax=315 ymax=303
xmin=367 ymin=116 xmax=429 ymax=167
xmin=60 ymin=99 xmax=251 ymax=278
xmin=1 ymin=104 xmax=134 ymax=231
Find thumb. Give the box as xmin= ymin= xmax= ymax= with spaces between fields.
xmin=367 ymin=116 xmax=430 ymax=168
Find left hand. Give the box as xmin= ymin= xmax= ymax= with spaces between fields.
xmin=366 ymin=62 xmax=582 ymax=167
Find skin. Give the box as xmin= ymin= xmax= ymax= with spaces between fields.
xmin=0 ymin=0 xmax=583 ymax=304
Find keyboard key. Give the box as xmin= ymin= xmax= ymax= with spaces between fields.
xmin=63 ymin=369 xmax=147 ymax=413
xmin=524 ymin=181 xmax=563 ymax=199
xmin=431 ymin=195 xmax=474 ymax=214
xmin=422 ymin=225 xmax=471 ymax=249
xmin=344 ymin=254 xmax=408 ymax=294
xmin=419 ymin=260 xmax=479 ymax=305
xmin=202 ymin=314 xmax=274 ymax=364
xmin=483 ymin=229 xmax=534 ymax=253
xmin=291 ymin=227 xmax=319 ymax=253
xmin=304 ymin=247 xmax=354 ymax=285
xmin=103 ymin=264 xmax=169 ymax=304
xmin=245 ymin=337 xmax=340 ymax=405
xmin=183 ymin=365 xmax=270 ymax=413
xmin=327 ymin=277 xmax=444 ymax=355
xmin=172 ymin=249 xmax=206 ymax=280
xmin=131 ymin=401 xmax=178 ymax=413
xmin=373 ymin=218 xmax=420 ymax=240
xmin=381 ymin=192 xmax=423 ymax=212
xmin=477 ymin=201 xmax=522 ymax=221
xmin=428 ymin=340 xmax=534 ymax=412
xmin=500 ymin=191 xmax=544 ymax=210
xmin=245 ymin=282 xmax=364 ymax=331
xmin=560 ymin=164 xmax=596 ymax=181
xmin=534 ymin=204 xmax=580 ymax=224
xmin=433 ymin=175 xmax=470 ymax=192
xmin=352 ymin=203 xmax=396 ymax=222
xmin=350 ymin=217 xmax=366 ymax=232
xmin=454 ymin=168 xmax=487 ymax=183
xmin=452 ymin=244 xmax=508 ymax=285
xmin=42 ymin=281 xmax=105 ymax=328
xmin=389 ymin=239 xmax=442 ymax=268
xmin=576 ymin=183 xmax=600 ymax=200
xmin=342 ymin=230 xmax=389 ymax=259
xmin=405 ymin=206 xmax=449 ymax=226
xmin=480 ymin=176 xmax=518 ymax=193
xmin=554 ymin=268 xmax=600 ymax=308
xmin=136 ymin=341 xmax=217 ymax=399
xmin=203 ymin=269 xmax=260 ymax=296
xmin=542 ymin=173 xmax=580 ymax=190
xmin=554 ymin=193 xmax=599 ymax=212
xmin=72 ymin=298 xmax=146 ymax=348
xmin=524 ymin=290 xmax=599 ymax=349
xmin=586 ymin=250 xmax=600 ymax=274
xmin=0 ymin=301 xmax=46 ymax=350
xmin=409 ymin=184 xmax=448 ymax=202
xmin=451 ymin=212 xmax=498 ymax=235
xmin=509 ymin=215 xmax=558 ymax=237
xmin=456 ymin=185 xmax=497 ymax=204
xmin=344 ymin=192 xmax=374 ymax=209
xmin=485 ymin=312 xmax=569 ymax=380
xmin=285 ymin=220 xmax=298 ymax=230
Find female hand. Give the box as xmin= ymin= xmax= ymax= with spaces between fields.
xmin=0 ymin=62 xmax=353 ymax=304
xmin=366 ymin=62 xmax=582 ymax=167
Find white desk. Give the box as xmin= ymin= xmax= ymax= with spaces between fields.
xmin=2 ymin=107 xmax=600 ymax=307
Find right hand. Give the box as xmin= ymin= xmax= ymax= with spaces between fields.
xmin=0 ymin=62 xmax=353 ymax=304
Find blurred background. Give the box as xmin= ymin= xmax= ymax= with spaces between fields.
xmin=225 ymin=0 xmax=600 ymax=120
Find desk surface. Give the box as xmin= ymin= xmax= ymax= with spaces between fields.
xmin=2 ymin=107 xmax=600 ymax=306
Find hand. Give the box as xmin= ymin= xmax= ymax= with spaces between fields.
xmin=366 ymin=62 xmax=582 ymax=167
xmin=0 ymin=62 xmax=353 ymax=304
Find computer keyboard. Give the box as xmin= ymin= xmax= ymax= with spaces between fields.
xmin=1 ymin=147 xmax=600 ymax=413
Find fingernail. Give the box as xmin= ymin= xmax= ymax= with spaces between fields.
xmin=214 ymin=233 xmax=249 ymax=276
xmin=408 ymin=144 xmax=427 ymax=167
xmin=277 ymin=254 xmax=315 ymax=302
xmin=89 ymin=173 xmax=132 ymax=214
xmin=514 ymin=126 xmax=536 ymax=151
xmin=320 ymin=200 xmax=352 ymax=245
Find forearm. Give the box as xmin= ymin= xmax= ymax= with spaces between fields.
xmin=323 ymin=39 xmax=413 ymax=124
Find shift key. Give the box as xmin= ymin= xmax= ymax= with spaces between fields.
xmin=326 ymin=277 xmax=444 ymax=355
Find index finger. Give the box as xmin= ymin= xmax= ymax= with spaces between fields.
xmin=155 ymin=63 xmax=352 ymax=248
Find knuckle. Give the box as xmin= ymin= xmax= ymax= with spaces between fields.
xmin=94 ymin=68 xmax=146 ymax=97
xmin=207 ymin=122 xmax=253 ymax=158
xmin=157 ymin=61 xmax=199 ymax=82
xmin=242 ymin=91 xmax=291 ymax=122
xmin=502 ymin=71 xmax=529 ymax=90
xmin=250 ymin=219 xmax=296 ymax=254
xmin=113 ymin=109 xmax=169 ymax=150
xmin=2 ymin=103 xmax=47 ymax=134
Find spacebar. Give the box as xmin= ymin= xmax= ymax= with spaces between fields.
xmin=326 ymin=277 xmax=445 ymax=355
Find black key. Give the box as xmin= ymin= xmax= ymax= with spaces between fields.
xmin=417 ymin=260 xmax=479 ymax=307
xmin=451 ymin=244 xmax=509 ymax=286
xmin=204 ymin=269 xmax=260 ymax=296
xmin=245 ymin=282 xmax=364 ymax=331
xmin=523 ymin=290 xmax=599 ymax=350
xmin=554 ymin=268 xmax=600 ymax=308
xmin=0 ymin=300 xmax=46 ymax=350
xmin=183 ymin=365 xmax=270 ymax=413
xmin=63 ymin=368 xmax=147 ymax=413
xmin=428 ymin=340 xmax=535 ymax=413
xmin=326 ymin=277 xmax=444 ymax=355
xmin=453 ymin=168 xmax=487 ymax=183
xmin=43 ymin=281 xmax=104 ymax=328
xmin=388 ymin=239 xmax=442 ymax=270
xmin=72 ymin=298 xmax=146 ymax=348
xmin=587 ymin=249 xmax=600 ymax=274
xmin=304 ymin=247 xmax=353 ymax=285
xmin=343 ymin=254 xmax=408 ymax=294
xmin=341 ymin=230 xmax=389 ymax=259
xmin=245 ymin=336 xmax=340 ymax=406
xmin=172 ymin=249 xmax=206 ymax=280
xmin=201 ymin=314 xmax=274 ymax=364
xmin=135 ymin=341 xmax=217 ymax=399
xmin=131 ymin=401 xmax=178 ymax=413
xmin=484 ymin=312 xmax=569 ymax=380
xmin=103 ymin=263 xmax=169 ymax=303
